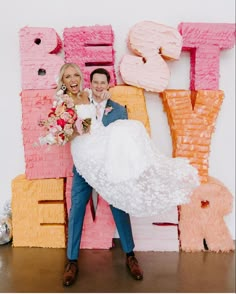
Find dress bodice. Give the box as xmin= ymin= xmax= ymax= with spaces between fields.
xmin=75 ymin=103 xmax=97 ymax=120
xmin=74 ymin=103 xmax=102 ymax=132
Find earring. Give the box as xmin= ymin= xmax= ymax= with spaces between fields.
xmin=61 ymin=84 xmax=67 ymax=91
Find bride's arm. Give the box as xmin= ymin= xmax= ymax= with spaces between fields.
xmin=67 ymin=124 xmax=90 ymax=141
xmin=68 ymin=93 xmax=91 ymax=142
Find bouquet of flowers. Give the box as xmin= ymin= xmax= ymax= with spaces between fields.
xmin=38 ymin=93 xmax=91 ymax=146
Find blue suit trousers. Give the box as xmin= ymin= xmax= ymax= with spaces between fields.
xmin=67 ymin=166 xmax=135 ymax=260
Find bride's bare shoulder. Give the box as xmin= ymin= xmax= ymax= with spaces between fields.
xmin=79 ymin=91 xmax=90 ymax=104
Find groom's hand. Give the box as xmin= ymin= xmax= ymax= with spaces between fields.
xmin=100 ymin=90 xmax=111 ymax=101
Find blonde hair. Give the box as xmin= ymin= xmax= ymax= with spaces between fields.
xmin=56 ymin=63 xmax=83 ymax=93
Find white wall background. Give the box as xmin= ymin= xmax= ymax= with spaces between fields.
xmin=0 ymin=0 xmax=235 ymax=238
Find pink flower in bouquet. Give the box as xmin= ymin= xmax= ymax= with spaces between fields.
xmin=55 ymin=104 xmax=67 ymax=116
xmin=64 ymin=123 xmax=74 ymax=136
xmin=57 ymin=118 xmax=66 ymax=128
xmin=66 ymin=108 xmax=77 ymax=119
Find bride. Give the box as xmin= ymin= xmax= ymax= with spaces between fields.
xmin=56 ymin=63 xmax=200 ymax=217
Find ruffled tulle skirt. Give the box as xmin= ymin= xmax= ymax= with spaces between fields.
xmin=71 ymin=119 xmax=200 ymax=217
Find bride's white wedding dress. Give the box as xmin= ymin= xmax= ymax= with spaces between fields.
xmin=71 ymin=104 xmax=200 ymax=217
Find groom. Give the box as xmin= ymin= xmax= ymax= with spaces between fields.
xmin=63 ymin=68 xmax=143 ymax=286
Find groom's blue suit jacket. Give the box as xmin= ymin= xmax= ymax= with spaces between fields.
xmin=102 ymin=99 xmax=127 ymax=126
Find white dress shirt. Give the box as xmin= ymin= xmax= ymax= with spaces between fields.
xmin=85 ymin=88 xmax=107 ymax=122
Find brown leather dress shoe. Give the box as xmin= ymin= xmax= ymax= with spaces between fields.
xmin=63 ymin=261 xmax=78 ymax=286
xmin=126 ymin=256 xmax=143 ymax=280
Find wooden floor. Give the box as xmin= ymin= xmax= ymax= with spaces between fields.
xmin=0 ymin=240 xmax=235 ymax=293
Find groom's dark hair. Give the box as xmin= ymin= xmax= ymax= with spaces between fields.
xmin=90 ymin=68 xmax=111 ymax=83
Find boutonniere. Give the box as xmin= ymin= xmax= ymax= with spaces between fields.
xmin=104 ymin=106 xmax=113 ymax=115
